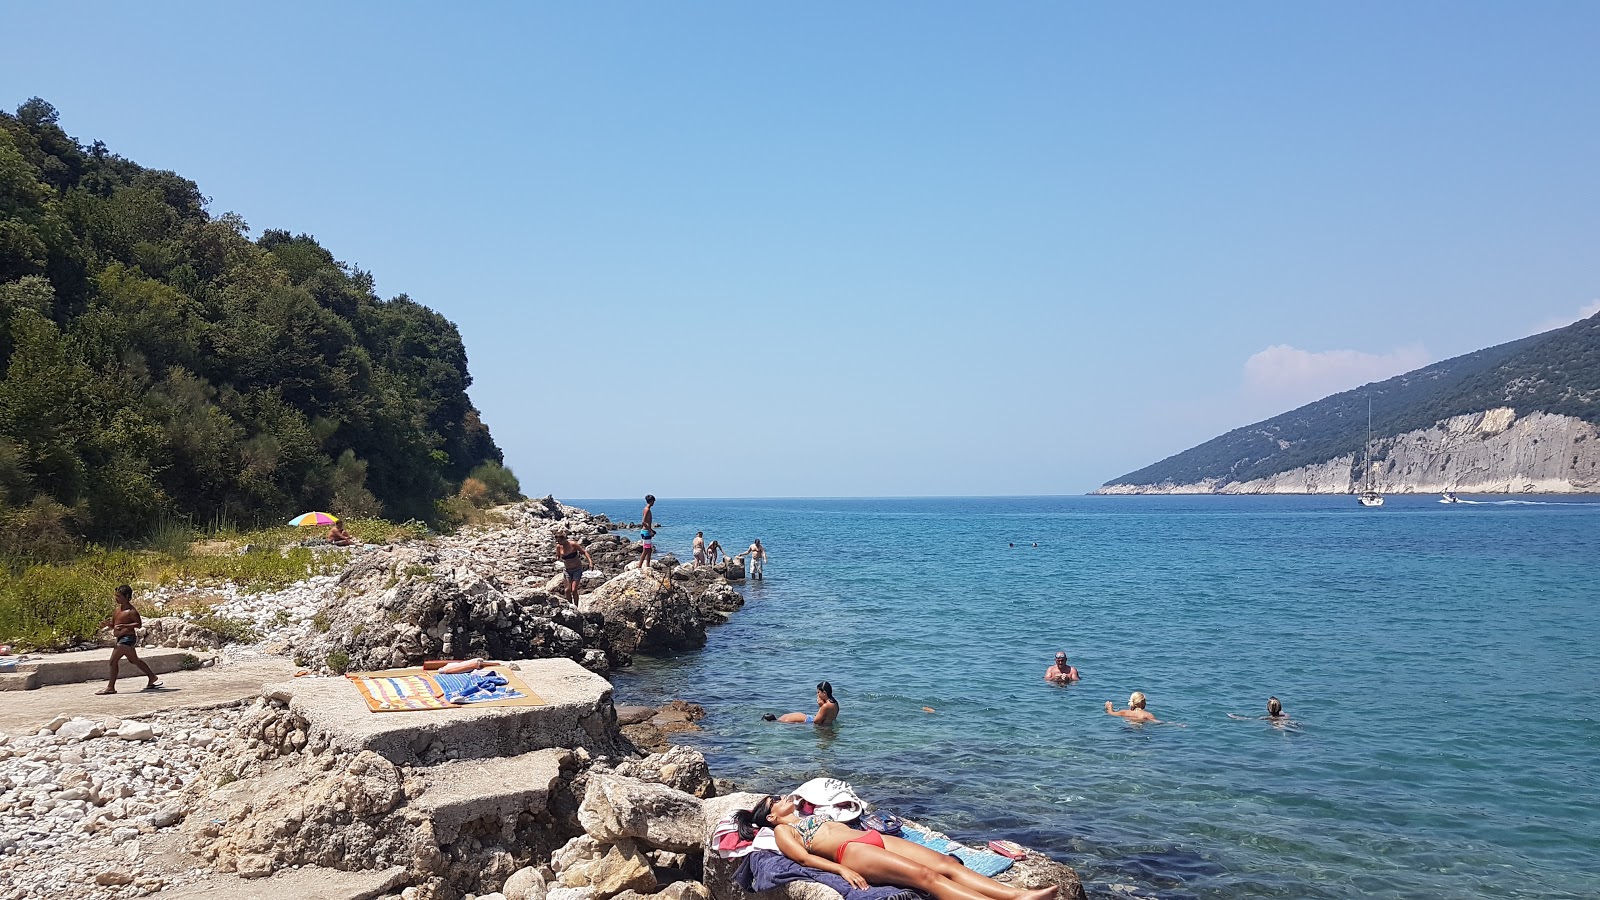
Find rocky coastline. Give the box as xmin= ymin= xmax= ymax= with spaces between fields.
xmin=0 ymin=499 xmax=1085 ymax=900
xmin=1098 ymin=407 xmax=1600 ymax=495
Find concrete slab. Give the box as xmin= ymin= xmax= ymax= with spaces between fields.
xmin=13 ymin=646 xmax=201 ymax=687
xmin=0 ymin=670 xmax=38 ymax=691
xmin=274 ymin=657 xmax=624 ymax=766
xmin=0 ymin=655 xmax=296 ymax=735
xmin=415 ymin=747 xmax=567 ymax=842
xmin=151 ymin=864 xmax=408 ymax=899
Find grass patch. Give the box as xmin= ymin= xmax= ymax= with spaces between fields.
xmin=0 ymin=515 xmax=427 ymax=649
xmin=325 ymin=649 xmax=350 ymax=674
xmin=178 ymin=653 xmax=201 ymax=671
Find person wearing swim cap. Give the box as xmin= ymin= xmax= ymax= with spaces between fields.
xmin=1044 ymin=652 xmax=1079 ymax=684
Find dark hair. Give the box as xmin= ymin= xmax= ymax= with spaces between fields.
xmin=818 ymin=681 xmax=837 ymax=707
xmin=115 ymin=585 xmax=132 ymax=600
xmin=733 ymin=795 xmax=777 ymax=841
xmin=761 ymin=713 xmax=777 ymax=721
xmin=645 ymin=495 xmax=655 ymax=505
xmin=1268 ymin=696 xmax=1283 ymax=716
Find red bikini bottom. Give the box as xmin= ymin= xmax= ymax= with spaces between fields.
xmin=836 ymin=828 xmax=886 ymax=863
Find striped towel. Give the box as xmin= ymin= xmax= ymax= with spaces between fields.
xmin=349 ymin=673 xmax=452 ymax=712
xmin=896 ymin=826 xmax=1014 ymax=877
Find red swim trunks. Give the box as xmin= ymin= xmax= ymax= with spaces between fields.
xmin=836 ymin=828 xmax=886 ymax=863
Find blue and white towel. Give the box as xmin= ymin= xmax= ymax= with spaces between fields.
xmin=896 ymin=826 xmax=1014 ymax=877
xmin=432 ymin=670 xmax=523 ymax=705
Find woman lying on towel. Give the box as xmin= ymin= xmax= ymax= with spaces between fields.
xmin=733 ymin=795 xmax=1057 ymax=900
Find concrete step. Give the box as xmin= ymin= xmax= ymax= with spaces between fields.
xmin=15 ymin=647 xmax=198 ymax=687
xmin=415 ymin=748 xmax=567 ymax=842
xmin=273 ymin=657 xmax=624 ymax=766
xmin=151 ymin=864 xmax=407 ymax=899
xmin=0 ymin=670 xmax=39 ymax=691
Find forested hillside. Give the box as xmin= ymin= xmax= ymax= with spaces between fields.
xmin=1106 ymin=311 xmax=1600 ymax=489
xmin=0 ymin=99 xmax=516 ymax=554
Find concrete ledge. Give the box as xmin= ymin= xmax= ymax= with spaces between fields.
xmin=0 ymin=670 xmax=39 ymax=691
xmin=415 ymin=748 xmax=568 ymax=843
xmin=16 ymin=647 xmax=197 ymax=687
xmin=272 ymin=657 xmax=623 ymax=766
xmin=151 ymin=864 xmax=408 ymax=899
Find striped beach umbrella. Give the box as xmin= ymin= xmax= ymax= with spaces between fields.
xmin=289 ymin=511 xmax=339 ymax=527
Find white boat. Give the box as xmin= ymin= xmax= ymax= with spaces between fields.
xmin=1358 ymin=398 xmax=1384 ymax=507
xmin=1439 ymin=491 xmax=1460 ymax=504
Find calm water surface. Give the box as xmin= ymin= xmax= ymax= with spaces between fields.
xmin=575 ymin=496 xmax=1600 ymax=899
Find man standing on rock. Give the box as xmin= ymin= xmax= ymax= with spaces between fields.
xmin=693 ymin=531 xmax=706 ymax=566
xmin=639 ymin=494 xmax=658 ymax=573
xmin=748 ymin=538 xmax=766 ymax=580
xmin=96 ymin=585 xmax=162 ymax=695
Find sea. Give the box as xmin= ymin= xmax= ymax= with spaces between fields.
xmin=572 ymin=495 xmax=1600 ymax=900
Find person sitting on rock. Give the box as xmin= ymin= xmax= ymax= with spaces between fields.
xmin=96 ymin=585 xmax=163 ymax=695
xmin=327 ymin=521 xmax=355 ymax=546
xmin=763 ymin=681 xmax=840 ymax=726
xmin=732 ymin=794 xmax=1060 ymax=900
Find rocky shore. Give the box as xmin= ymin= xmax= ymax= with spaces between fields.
xmin=0 ymin=498 xmax=1084 ymax=900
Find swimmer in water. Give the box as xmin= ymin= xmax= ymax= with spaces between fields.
xmin=1105 ymin=691 xmax=1162 ymax=724
xmin=1229 ymin=696 xmax=1297 ymax=727
xmin=762 ymin=681 xmax=839 ymax=726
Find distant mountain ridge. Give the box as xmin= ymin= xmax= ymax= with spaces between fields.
xmin=1101 ymin=312 xmax=1600 ymax=493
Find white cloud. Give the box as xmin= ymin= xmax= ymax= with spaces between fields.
xmin=1243 ymin=343 xmax=1432 ymax=412
xmin=1533 ymin=298 xmax=1600 ymax=335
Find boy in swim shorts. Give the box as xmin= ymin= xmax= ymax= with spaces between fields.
xmin=97 ymin=585 xmax=162 ymax=694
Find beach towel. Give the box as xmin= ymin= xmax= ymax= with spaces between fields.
xmin=347 ymin=666 xmax=546 ymax=712
xmin=896 ymin=826 xmax=1013 ymax=877
xmin=433 ymin=670 xmax=522 ymax=704
xmin=734 ymin=850 xmax=920 ymax=900
xmin=348 ymin=672 xmax=452 ymax=712
xmin=710 ymin=816 xmax=780 ymax=859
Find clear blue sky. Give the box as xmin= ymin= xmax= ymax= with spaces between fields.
xmin=4 ymin=3 xmax=1597 ymax=497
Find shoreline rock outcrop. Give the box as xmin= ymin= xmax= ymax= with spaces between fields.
xmin=0 ymin=497 xmax=1087 ymax=900
xmin=1098 ymin=408 xmax=1600 ymax=494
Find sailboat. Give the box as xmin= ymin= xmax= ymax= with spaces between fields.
xmin=1358 ymin=398 xmax=1384 ymax=507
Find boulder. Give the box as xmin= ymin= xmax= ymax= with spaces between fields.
xmin=611 ymin=746 xmax=716 ymax=799
xmin=557 ymin=839 xmax=657 ymax=899
xmin=579 ymin=774 xmax=705 ymax=851
xmin=504 ymin=866 xmax=549 ymax=900
xmin=581 ymin=571 xmax=708 ymax=654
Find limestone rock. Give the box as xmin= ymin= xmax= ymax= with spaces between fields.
xmin=237 ymin=853 xmax=274 ymax=879
xmin=580 ymin=569 xmax=708 ymax=654
xmin=654 ymin=882 xmax=712 ymax=900
xmin=57 ymin=718 xmax=103 ymax=741
xmin=558 ymin=839 xmax=657 ymax=899
xmin=116 ymin=721 xmax=155 ymax=741
xmin=504 ymin=866 xmax=549 ymax=900
xmin=94 ymin=868 xmax=135 ymax=886
xmin=610 ymin=746 xmax=715 ymax=799
xmin=579 ymin=773 xmax=705 ymax=851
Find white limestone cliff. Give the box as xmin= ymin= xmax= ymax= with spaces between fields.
xmin=1100 ymin=409 xmax=1600 ymax=494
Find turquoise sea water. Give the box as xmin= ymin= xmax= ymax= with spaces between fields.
xmin=576 ymin=496 xmax=1600 ymax=899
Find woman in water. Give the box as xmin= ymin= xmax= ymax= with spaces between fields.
xmin=764 ymin=681 xmax=839 ymax=725
xmin=732 ymin=794 xmax=1058 ymax=900
xmin=1229 ymin=696 xmax=1296 ymax=726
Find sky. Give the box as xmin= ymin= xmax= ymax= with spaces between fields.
xmin=3 ymin=3 xmax=1597 ymax=497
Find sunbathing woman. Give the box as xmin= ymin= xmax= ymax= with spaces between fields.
xmin=763 ymin=681 xmax=839 ymax=725
xmin=733 ymin=794 xmax=1058 ymax=900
